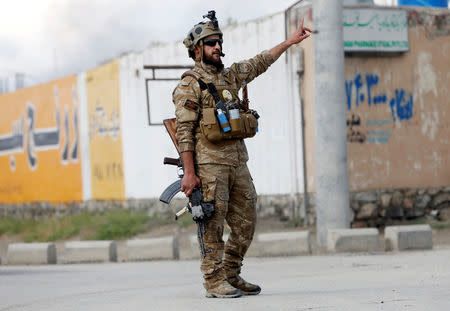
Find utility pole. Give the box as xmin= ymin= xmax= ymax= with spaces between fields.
xmin=312 ymin=0 xmax=351 ymax=246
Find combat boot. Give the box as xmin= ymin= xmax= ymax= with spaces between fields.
xmin=227 ymin=275 xmax=261 ymax=295
xmin=205 ymin=280 xmax=243 ymax=298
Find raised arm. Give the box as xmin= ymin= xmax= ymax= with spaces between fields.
xmin=229 ymin=18 xmax=311 ymax=86
xmin=269 ymin=18 xmax=311 ymax=61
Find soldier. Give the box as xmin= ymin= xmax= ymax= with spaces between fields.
xmin=173 ymin=11 xmax=311 ymax=298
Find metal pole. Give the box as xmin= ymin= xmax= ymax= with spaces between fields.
xmin=312 ymin=0 xmax=351 ymax=246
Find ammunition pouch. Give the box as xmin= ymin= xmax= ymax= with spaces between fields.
xmin=200 ymin=108 xmax=258 ymax=142
xmin=181 ymin=69 xmax=259 ymax=143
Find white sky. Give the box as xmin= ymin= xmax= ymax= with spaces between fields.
xmin=0 ymin=0 xmax=300 ymax=87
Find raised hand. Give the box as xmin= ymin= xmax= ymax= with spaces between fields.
xmin=288 ymin=18 xmax=312 ymax=45
xmin=269 ymin=17 xmax=312 ymax=61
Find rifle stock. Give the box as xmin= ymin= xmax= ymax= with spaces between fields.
xmin=163 ymin=118 xmax=179 ymax=154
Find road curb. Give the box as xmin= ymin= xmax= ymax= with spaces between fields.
xmin=126 ymin=236 xmax=178 ymax=261
xmin=385 ymin=224 xmax=433 ymax=251
xmin=2 ymin=227 xmax=437 ymax=265
xmin=182 ymin=231 xmax=311 ymax=259
xmin=256 ymin=231 xmax=311 ymax=256
xmin=6 ymin=243 xmax=57 ymax=265
xmin=327 ymin=228 xmax=381 ymax=252
xmin=63 ymin=241 xmax=117 ymax=263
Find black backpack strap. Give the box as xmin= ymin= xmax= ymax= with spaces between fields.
xmin=205 ymin=83 xmax=221 ymax=104
xmin=205 ymin=82 xmax=228 ymax=111
xmin=197 ymin=79 xmax=208 ymax=91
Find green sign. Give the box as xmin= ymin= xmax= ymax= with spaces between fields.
xmin=343 ymin=9 xmax=409 ymax=52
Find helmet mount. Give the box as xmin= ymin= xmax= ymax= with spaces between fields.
xmin=203 ymin=11 xmax=218 ymax=28
xmin=184 ymin=10 xmax=224 ymax=59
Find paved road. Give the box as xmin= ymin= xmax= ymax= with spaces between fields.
xmin=1 ymin=247 xmax=449 ymax=311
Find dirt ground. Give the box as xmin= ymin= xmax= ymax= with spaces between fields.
xmin=1 ymin=217 xmax=450 ymax=263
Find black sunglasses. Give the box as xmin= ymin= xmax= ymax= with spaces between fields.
xmin=203 ymin=38 xmax=223 ymax=47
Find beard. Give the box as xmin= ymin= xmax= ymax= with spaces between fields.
xmin=203 ymin=52 xmax=223 ymax=69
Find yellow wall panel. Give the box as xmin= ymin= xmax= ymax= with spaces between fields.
xmin=86 ymin=60 xmax=125 ymax=200
xmin=0 ymin=75 xmax=82 ymax=202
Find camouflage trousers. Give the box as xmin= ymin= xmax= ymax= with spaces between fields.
xmin=196 ymin=163 xmax=257 ymax=290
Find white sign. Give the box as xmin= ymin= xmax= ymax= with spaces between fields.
xmin=343 ymin=9 xmax=409 ymax=52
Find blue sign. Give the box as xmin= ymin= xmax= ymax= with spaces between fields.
xmin=398 ymin=0 xmax=447 ymax=7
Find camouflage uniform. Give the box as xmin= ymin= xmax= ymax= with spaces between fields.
xmin=173 ymin=51 xmax=274 ymax=293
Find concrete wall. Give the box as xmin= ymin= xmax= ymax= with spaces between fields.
xmin=0 ymin=75 xmax=82 ymax=203
xmin=78 ymin=72 xmax=92 ymax=201
xmin=345 ymin=8 xmax=450 ymax=191
xmin=86 ymin=61 xmax=126 ymax=200
xmin=119 ymin=50 xmax=181 ymax=200
xmin=286 ymin=2 xmax=316 ymax=198
xmin=224 ymin=13 xmax=303 ymax=198
xmin=288 ymin=3 xmax=450 ymax=194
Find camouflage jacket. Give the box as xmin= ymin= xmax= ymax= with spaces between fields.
xmin=172 ymin=50 xmax=274 ymax=166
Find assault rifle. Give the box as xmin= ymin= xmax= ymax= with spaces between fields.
xmin=159 ymin=118 xmax=214 ymax=257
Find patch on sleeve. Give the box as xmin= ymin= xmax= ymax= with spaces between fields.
xmin=184 ymin=99 xmax=199 ymax=112
xmin=237 ymin=62 xmax=253 ymax=74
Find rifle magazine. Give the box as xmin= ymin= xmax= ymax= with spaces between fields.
xmin=159 ymin=179 xmax=182 ymax=204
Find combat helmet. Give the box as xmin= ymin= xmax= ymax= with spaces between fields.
xmin=184 ymin=10 xmax=223 ymax=59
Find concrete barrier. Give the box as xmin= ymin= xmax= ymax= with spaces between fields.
xmin=245 ymin=238 xmax=260 ymax=257
xmin=328 ymin=228 xmax=381 ymax=253
xmin=180 ymin=234 xmax=230 ymax=260
xmin=184 ymin=234 xmax=201 ymax=260
xmin=182 ymin=231 xmax=310 ymax=258
xmin=126 ymin=237 xmax=178 ymax=261
xmin=63 ymin=241 xmax=117 ymax=263
xmin=185 ymin=234 xmax=230 ymax=259
xmin=178 ymin=235 xmax=200 ymax=259
xmin=6 ymin=243 xmax=56 ymax=265
xmin=256 ymin=231 xmax=311 ymax=256
xmin=385 ymin=225 xmax=433 ymax=251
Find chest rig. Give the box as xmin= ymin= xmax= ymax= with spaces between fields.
xmin=182 ymin=70 xmax=259 ymax=143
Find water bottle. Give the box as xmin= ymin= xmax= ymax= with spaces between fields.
xmin=216 ymin=108 xmax=231 ymax=132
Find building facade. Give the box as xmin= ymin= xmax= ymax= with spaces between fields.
xmin=0 ymin=2 xmax=449 ymax=227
